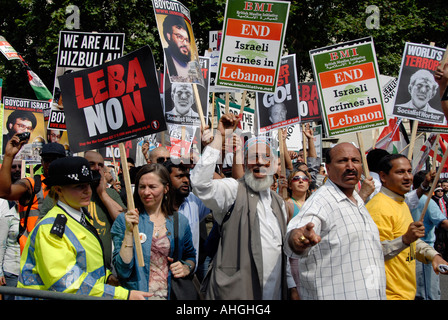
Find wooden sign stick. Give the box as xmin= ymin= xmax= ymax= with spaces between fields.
xmin=356 ymin=132 xmax=370 ymax=179
xmin=192 ymin=84 xmax=206 ymax=129
xmin=278 ymin=128 xmax=287 ymax=199
xmin=419 ymin=144 xmax=448 ymax=221
xmin=407 ymin=120 xmax=418 ymax=161
xmin=119 ymin=143 xmax=145 ymax=267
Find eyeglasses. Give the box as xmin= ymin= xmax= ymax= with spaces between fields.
xmin=291 ymin=175 xmax=310 ymax=182
xmin=173 ymin=33 xmax=190 ymax=44
xmin=11 ymin=165 xmax=21 ymax=169
xmin=156 ymin=157 xmax=170 ymax=164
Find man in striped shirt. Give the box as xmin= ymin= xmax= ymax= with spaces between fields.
xmin=284 ymin=142 xmax=387 ymax=299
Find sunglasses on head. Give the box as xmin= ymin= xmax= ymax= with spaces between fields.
xmin=156 ymin=157 xmax=170 ymax=164
xmin=291 ymin=175 xmax=309 ymax=182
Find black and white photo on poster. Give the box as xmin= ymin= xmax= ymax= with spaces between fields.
xmin=256 ymin=54 xmax=300 ymax=133
xmin=163 ymin=56 xmax=209 ymax=126
xmin=392 ymin=42 xmax=446 ymax=125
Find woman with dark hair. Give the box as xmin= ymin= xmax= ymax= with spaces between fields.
xmin=111 ymin=163 xmax=196 ymax=300
xmin=284 ymin=170 xmax=312 ymax=222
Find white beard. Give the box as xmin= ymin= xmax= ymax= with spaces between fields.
xmin=244 ymin=171 xmax=274 ymax=192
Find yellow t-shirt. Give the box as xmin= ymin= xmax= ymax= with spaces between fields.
xmin=366 ymin=191 xmax=416 ymax=300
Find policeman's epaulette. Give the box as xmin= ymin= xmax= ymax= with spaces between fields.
xmin=50 ymin=214 xmax=67 ymax=238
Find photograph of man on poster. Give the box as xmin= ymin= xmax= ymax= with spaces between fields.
xmin=162 ymin=15 xmax=193 ymax=80
xmin=268 ymin=102 xmax=288 ymax=124
xmin=166 ymin=82 xmax=199 ymax=118
xmin=2 ymin=110 xmax=37 ymax=152
xmin=394 ymin=69 xmax=443 ymax=119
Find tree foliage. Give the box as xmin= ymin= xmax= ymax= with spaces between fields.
xmin=0 ymin=0 xmax=446 ymax=100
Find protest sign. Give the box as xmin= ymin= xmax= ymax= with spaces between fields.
xmin=2 ymin=96 xmax=46 ymax=160
xmin=152 ymin=0 xmax=204 ymax=86
xmin=0 ymin=36 xmax=20 ymax=60
xmin=217 ymin=0 xmax=290 ymax=93
xmin=392 ymin=42 xmax=446 ymax=125
xmin=164 ymin=56 xmax=210 ymax=126
xmin=48 ymin=31 xmax=125 ymax=130
xmin=257 ymin=54 xmax=300 ymax=133
xmin=216 ymin=97 xmax=255 ymax=134
xmin=297 ymin=82 xmax=322 ymax=123
xmin=310 ymin=37 xmax=387 ymax=137
xmin=58 ymin=45 xmax=166 ymax=153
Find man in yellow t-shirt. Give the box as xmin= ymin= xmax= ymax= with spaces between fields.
xmin=366 ymin=154 xmax=448 ymax=300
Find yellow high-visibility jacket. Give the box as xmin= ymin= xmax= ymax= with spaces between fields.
xmin=17 ymin=204 xmax=129 ymax=300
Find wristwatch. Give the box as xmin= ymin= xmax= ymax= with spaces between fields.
xmin=181 ymin=260 xmax=192 ymax=272
xmin=420 ymin=183 xmax=430 ymax=192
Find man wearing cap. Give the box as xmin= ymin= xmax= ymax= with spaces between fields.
xmin=0 ymin=135 xmax=66 ymax=252
xmin=17 ymin=156 xmax=151 ymax=300
xmin=191 ymin=113 xmax=288 ymax=300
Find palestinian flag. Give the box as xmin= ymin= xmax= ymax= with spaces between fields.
xmin=18 ymin=55 xmax=52 ymax=101
xmin=375 ymin=117 xmax=409 ymax=155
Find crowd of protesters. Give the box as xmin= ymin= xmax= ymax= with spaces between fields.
xmin=0 ymin=61 xmax=448 ymax=301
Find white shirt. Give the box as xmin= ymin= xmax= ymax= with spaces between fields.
xmin=284 ymin=179 xmax=387 ymax=300
xmin=191 ymin=146 xmax=287 ymax=300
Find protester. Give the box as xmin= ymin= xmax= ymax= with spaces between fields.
xmin=0 ymin=137 xmax=66 ymax=252
xmin=366 ymin=154 xmax=448 ymax=300
xmin=294 ymin=124 xmax=320 ymax=188
xmin=0 ymin=198 xmax=20 ymax=300
xmin=411 ymin=170 xmax=448 ymax=300
xmin=283 ymin=170 xmax=312 ymax=222
xmin=191 ymin=113 xmax=288 ymax=300
xmin=16 ymin=157 xmax=150 ymax=300
xmin=284 ymin=142 xmax=386 ymax=300
xmin=162 ymin=159 xmax=210 ymax=281
xmin=111 ymin=163 xmax=196 ymax=300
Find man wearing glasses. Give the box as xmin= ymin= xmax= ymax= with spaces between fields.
xmin=162 ymin=14 xmax=192 ymax=79
xmin=2 ymin=110 xmax=37 ymax=153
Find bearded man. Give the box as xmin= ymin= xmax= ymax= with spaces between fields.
xmin=191 ymin=113 xmax=288 ymax=300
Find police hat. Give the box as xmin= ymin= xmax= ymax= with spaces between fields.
xmin=43 ymin=156 xmax=100 ymax=187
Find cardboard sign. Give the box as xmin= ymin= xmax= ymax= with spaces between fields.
xmin=392 ymin=42 xmax=446 ymax=125
xmin=152 ymin=0 xmax=204 ymax=86
xmin=58 ymin=46 xmax=166 ymax=153
xmin=310 ymin=37 xmax=387 ymax=137
xmin=0 ymin=36 xmax=20 ymax=60
xmin=216 ymin=97 xmax=255 ymax=134
xmin=163 ymin=56 xmax=210 ymax=126
xmin=48 ymin=31 xmax=125 ymax=130
xmin=2 ymin=96 xmax=47 ymax=159
xmin=256 ymin=54 xmax=300 ymax=133
xmin=297 ymin=82 xmax=322 ymax=123
xmin=217 ymin=0 xmax=290 ymax=93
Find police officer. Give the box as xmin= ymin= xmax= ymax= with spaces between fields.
xmin=17 ymin=156 xmax=151 ymax=300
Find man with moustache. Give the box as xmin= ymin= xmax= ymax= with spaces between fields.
xmin=163 ymin=159 xmax=210 ymax=279
xmin=366 ymin=154 xmax=448 ymax=300
xmin=162 ymin=14 xmax=192 ymax=79
xmin=191 ymin=113 xmax=288 ymax=300
xmin=284 ymin=142 xmax=387 ymax=300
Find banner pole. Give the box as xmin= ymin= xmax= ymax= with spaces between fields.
xmin=420 ymin=145 xmax=448 ymax=221
xmin=119 ymin=143 xmax=145 ymax=267
xmin=192 ymin=84 xmax=206 ymax=129
xmin=356 ymin=132 xmax=370 ymax=179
